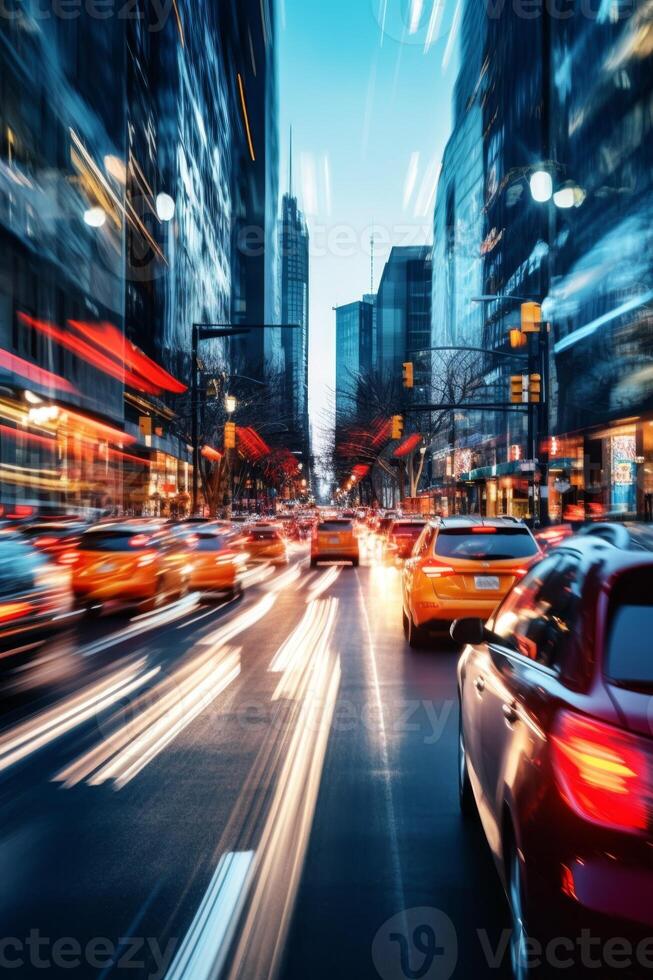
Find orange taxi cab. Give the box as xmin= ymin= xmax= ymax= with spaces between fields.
xmin=401 ymin=517 xmax=540 ymax=646
xmin=311 ymin=518 xmax=359 ymax=567
xmin=244 ymin=524 xmax=288 ymax=565
xmin=71 ymin=523 xmax=192 ymax=614
xmin=188 ymin=527 xmax=247 ymax=598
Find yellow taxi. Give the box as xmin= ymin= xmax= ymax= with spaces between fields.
xmin=243 ymin=524 xmax=288 ymax=564
xmin=311 ymin=517 xmax=359 ymax=567
xmin=188 ymin=527 xmax=247 ymax=598
xmin=401 ymin=517 xmax=541 ymax=647
xmin=71 ymin=523 xmax=192 ymax=614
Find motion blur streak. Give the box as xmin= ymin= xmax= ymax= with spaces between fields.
xmin=0 ymin=659 xmax=158 ymax=774
xmin=305 ymin=565 xmax=341 ymax=602
xmin=165 ymin=851 xmax=255 ymax=980
xmin=226 ymin=645 xmax=341 ymax=980
xmin=196 ymin=593 xmax=276 ymax=651
xmin=270 ymin=598 xmax=338 ymax=697
xmin=55 ymin=647 xmax=241 ymax=789
xmin=263 ymin=563 xmax=301 ymax=592
xmin=356 ymin=577 xmax=406 ymax=915
xmin=80 ymin=593 xmax=201 ymax=657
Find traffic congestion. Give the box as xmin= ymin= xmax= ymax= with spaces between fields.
xmin=0 ymin=505 xmax=651 ymax=979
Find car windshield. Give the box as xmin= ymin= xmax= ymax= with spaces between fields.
xmin=434 ymin=527 xmax=538 ymax=561
xmin=79 ymin=530 xmax=154 ymax=551
xmin=606 ymin=570 xmax=653 ymax=686
xmin=248 ymin=528 xmax=279 ymax=540
xmin=195 ymin=534 xmax=232 ymax=551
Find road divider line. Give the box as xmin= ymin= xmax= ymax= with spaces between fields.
xmin=164 ymin=851 xmax=254 ymax=980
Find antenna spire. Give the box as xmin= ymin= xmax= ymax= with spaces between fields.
xmin=289 ymin=125 xmax=293 ymax=197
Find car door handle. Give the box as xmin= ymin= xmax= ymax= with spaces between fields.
xmin=502 ymin=702 xmax=518 ymax=724
xmin=474 ymin=676 xmax=485 ymax=693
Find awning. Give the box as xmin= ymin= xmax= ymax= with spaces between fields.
xmin=458 ymin=460 xmax=537 ymax=482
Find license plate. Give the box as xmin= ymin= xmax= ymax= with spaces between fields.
xmin=475 ymin=575 xmax=500 ymax=591
xmin=329 ymin=536 xmax=340 ymax=544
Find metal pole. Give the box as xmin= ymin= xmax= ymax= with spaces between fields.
xmin=191 ymin=323 xmax=199 ymax=516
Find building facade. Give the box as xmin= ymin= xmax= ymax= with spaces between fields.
xmin=335 ymin=300 xmax=374 ymax=421
xmin=0 ymin=0 xmax=280 ymax=517
xmin=376 ymin=246 xmax=432 ymax=400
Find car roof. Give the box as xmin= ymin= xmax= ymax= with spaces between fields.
xmin=429 ymin=516 xmax=527 ymax=530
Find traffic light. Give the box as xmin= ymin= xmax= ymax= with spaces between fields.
xmin=529 ymin=374 xmax=542 ymax=404
xmin=521 ymin=302 xmax=542 ymax=334
xmin=509 ymin=328 xmax=527 ymax=349
xmin=510 ymin=374 xmax=527 ymax=404
xmin=391 ymin=415 xmax=404 ymax=440
xmin=224 ymin=421 xmax=236 ymax=449
xmin=402 ymin=362 xmax=414 ymax=389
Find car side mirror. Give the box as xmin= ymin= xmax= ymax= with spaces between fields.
xmin=450 ymin=618 xmax=486 ymax=646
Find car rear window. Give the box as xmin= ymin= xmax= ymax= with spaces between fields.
xmin=434 ymin=527 xmax=538 ymax=561
xmin=391 ymin=523 xmax=425 ymax=537
xmin=248 ymin=528 xmax=279 ymax=540
xmin=606 ymin=570 xmax=653 ymax=685
xmin=195 ymin=534 xmax=232 ymax=551
xmin=79 ymin=530 xmax=154 ymax=551
xmin=318 ymin=521 xmax=352 ymax=532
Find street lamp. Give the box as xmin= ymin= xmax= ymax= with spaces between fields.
xmin=529 ymin=170 xmax=553 ymax=203
xmin=225 ymin=394 xmax=237 ymax=415
xmin=83 ymin=206 xmax=106 ymax=228
xmin=155 ymin=193 xmax=175 ymax=222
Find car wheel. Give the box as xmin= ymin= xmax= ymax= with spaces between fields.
xmin=458 ymin=715 xmax=476 ymax=818
xmin=407 ymin=613 xmax=427 ymax=649
xmin=508 ymin=846 xmax=530 ymax=980
xmin=402 ymin=607 xmax=409 ymax=638
xmin=310 ymin=558 xmax=318 ymax=568
xmin=140 ymin=579 xmax=166 ymax=613
xmin=351 ymin=557 xmax=359 ymax=568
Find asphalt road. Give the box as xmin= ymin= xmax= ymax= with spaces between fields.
xmin=0 ymin=542 xmax=510 ymax=980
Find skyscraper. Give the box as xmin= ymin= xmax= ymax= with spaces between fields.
xmin=335 ymin=300 xmax=374 ymax=421
xmin=376 ymin=246 xmax=432 ymax=399
xmin=280 ymin=132 xmax=310 ymax=463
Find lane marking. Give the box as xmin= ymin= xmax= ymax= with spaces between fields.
xmin=80 ymin=593 xmax=201 ymax=657
xmin=165 ymin=851 xmax=255 ymax=980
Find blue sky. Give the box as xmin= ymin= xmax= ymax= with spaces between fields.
xmin=278 ymin=0 xmax=461 ymax=447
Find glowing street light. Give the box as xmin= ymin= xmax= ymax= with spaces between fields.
xmin=155 ymin=193 xmax=175 ymax=222
xmin=83 ymin=206 xmax=106 ymax=228
xmin=553 ymin=181 xmax=585 ymax=209
xmin=225 ymin=394 xmax=237 ymax=415
xmin=529 ymin=170 xmax=553 ymax=203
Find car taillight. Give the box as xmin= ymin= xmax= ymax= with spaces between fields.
xmin=551 ymin=712 xmax=653 ymax=834
xmin=60 ymin=549 xmax=80 ymax=565
xmin=0 ymin=601 xmax=31 ymax=622
xmin=35 ymin=536 xmax=57 ymax=547
xmin=421 ymin=559 xmax=456 ymax=578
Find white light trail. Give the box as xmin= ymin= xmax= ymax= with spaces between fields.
xmin=0 ymin=659 xmax=158 ymax=774
xmin=165 ymin=851 xmax=255 ymax=980
xmin=403 ymin=152 xmax=420 ymax=210
xmin=409 ymin=0 xmax=424 ymax=33
xmin=305 ymin=565 xmax=341 ymax=603
xmin=442 ymin=0 xmax=462 ymax=71
xmin=424 ymin=0 xmax=445 ymax=52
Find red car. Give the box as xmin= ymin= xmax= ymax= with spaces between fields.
xmin=383 ymin=519 xmax=426 ymax=561
xmin=453 ymin=524 xmax=653 ymax=978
